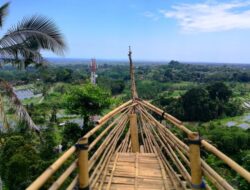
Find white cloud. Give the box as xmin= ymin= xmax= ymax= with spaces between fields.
xmin=160 ymin=1 xmax=250 ymax=32
xmin=143 ymin=11 xmax=159 ymax=21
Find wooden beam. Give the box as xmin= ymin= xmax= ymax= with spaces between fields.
xmin=128 ymin=46 xmax=138 ymax=99
xmin=26 ymin=146 xmax=76 ymax=190
xmin=138 ymin=99 xmax=250 ymax=183
xmin=78 ymin=137 xmax=89 ymax=190
xmin=188 ymin=133 xmax=203 ymax=190
xmin=129 ymin=113 xmax=140 ymax=153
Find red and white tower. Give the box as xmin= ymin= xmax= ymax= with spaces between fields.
xmin=90 ymin=58 xmax=97 ymax=84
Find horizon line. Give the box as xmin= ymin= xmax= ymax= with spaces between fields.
xmin=46 ymin=57 xmax=250 ymax=65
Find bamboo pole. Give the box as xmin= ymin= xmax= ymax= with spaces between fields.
xmin=95 ymin=100 xmax=132 ymax=127
xmin=188 ymin=133 xmax=204 ymax=190
xmin=26 ymin=146 xmax=76 ymax=190
xmin=201 ymin=140 xmax=250 ymax=183
xmin=139 ymin=111 xmax=185 ymax=189
xmin=138 ymin=100 xmax=192 ymax=135
xmin=88 ymin=113 xmax=129 ymax=170
xmin=128 ymin=46 xmax=138 ymax=99
xmin=78 ymin=137 xmax=89 ymax=190
xmin=27 ymin=102 xmax=131 ymax=189
xmin=158 ymin=124 xmax=232 ymax=189
xmin=66 ymin=175 xmax=78 ymax=190
xmin=94 ymin=119 xmax=128 ymax=189
xmin=138 ymin=100 xmax=250 ymax=183
xmin=129 ymin=113 xmax=140 ymax=152
xmin=89 ymin=109 xmax=129 ymax=151
xmin=139 ymin=105 xmax=226 ymax=189
xmin=89 ymin=115 xmax=128 ymax=184
xmin=49 ymin=160 xmax=77 ymax=190
xmin=150 ymin=115 xmax=231 ymax=189
xmin=89 ymin=114 xmax=129 ymax=186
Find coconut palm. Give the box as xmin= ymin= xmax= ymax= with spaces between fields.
xmin=0 ymin=2 xmax=66 ymax=67
xmin=0 ymin=2 xmax=66 ymax=132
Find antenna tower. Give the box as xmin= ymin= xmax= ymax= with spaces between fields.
xmin=90 ymin=58 xmax=97 ymax=84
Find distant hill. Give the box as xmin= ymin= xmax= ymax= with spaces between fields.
xmin=46 ymin=57 xmax=250 ymax=66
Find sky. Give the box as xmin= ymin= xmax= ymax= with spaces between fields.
xmin=2 ymin=0 xmax=250 ymax=63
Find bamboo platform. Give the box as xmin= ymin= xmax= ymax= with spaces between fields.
xmin=93 ymin=152 xmax=175 ymax=190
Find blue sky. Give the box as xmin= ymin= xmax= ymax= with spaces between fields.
xmin=3 ymin=0 xmax=250 ymax=63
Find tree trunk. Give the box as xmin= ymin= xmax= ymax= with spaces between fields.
xmin=82 ymin=115 xmax=90 ymax=135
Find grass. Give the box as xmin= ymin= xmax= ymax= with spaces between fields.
xmin=14 ymin=83 xmax=34 ymax=90
xmin=22 ymin=96 xmax=42 ymax=105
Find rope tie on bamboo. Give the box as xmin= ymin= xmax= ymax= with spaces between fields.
xmin=191 ymin=179 xmax=206 ymax=189
xmin=78 ymin=185 xmax=90 ymax=190
xmin=75 ymin=143 xmax=88 ymax=150
xmin=75 ymin=139 xmax=89 ymax=150
xmin=160 ymin=111 xmax=165 ymax=123
xmin=185 ymin=133 xmax=202 ymax=145
xmin=186 ymin=138 xmax=202 ymax=145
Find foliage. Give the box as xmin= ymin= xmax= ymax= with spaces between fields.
xmin=236 ymin=150 xmax=250 ymax=190
xmin=61 ymin=122 xmax=83 ymax=150
xmin=155 ymin=82 xmax=243 ymax=122
xmin=202 ymin=126 xmax=249 ymax=156
xmin=136 ymin=80 xmax=168 ymax=99
xmin=207 ymin=82 xmax=232 ymax=101
xmin=0 ymin=79 xmax=39 ymax=131
xmin=182 ymin=87 xmax=217 ymax=121
xmin=196 ymin=124 xmax=250 ymax=189
xmin=0 ymin=2 xmax=66 ymax=68
xmin=0 ymin=122 xmax=62 ymax=190
xmin=39 ymin=124 xmax=58 ymax=160
xmin=110 ymin=80 xmax=125 ymax=95
xmin=64 ymin=83 xmax=111 ymax=135
xmin=64 ymin=83 xmax=111 ymax=117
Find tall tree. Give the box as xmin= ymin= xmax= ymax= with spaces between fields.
xmin=64 ymin=83 xmax=111 ymax=134
xmin=207 ymin=82 xmax=232 ymax=102
xmin=182 ymin=88 xmax=217 ymax=121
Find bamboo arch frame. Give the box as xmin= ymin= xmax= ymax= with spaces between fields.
xmin=26 ymin=98 xmax=250 ymax=190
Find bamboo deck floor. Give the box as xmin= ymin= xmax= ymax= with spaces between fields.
xmin=93 ymin=152 xmax=175 ymax=190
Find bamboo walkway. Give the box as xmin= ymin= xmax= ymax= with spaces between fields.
xmin=94 ymin=152 xmax=176 ymax=190
xmin=26 ymin=49 xmax=250 ymax=190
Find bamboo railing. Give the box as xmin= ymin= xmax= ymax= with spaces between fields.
xmin=26 ymin=99 xmax=250 ymax=190
xmin=138 ymin=99 xmax=250 ymax=183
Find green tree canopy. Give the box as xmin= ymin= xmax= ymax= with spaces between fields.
xmin=61 ymin=122 xmax=83 ymax=150
xmin=207 ymin=82 xmax=232 ymax=102
xmin=64 ymin=83 xmax=111 ymax=134
xmin=0 ymin=135 xmax=41 ymax=190
xmin=182 ymin=88 xmax=216 ymax=121
xmin=64 ymin=83 xmax=111 ymax=117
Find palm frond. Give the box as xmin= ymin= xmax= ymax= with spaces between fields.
xmin=0 ymin=15 xmax=66 ymax=55
xmin=0 ymin=2 xmax=9 ymax=28
xmin=0 ymin=79 xmax=40 ymax=132
xmin=0 ymin=38 xmax=45 ymax=67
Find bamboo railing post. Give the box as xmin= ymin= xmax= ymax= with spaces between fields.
xmin=129 ymin=113 xmax=139 ymax=153
xmin=76 ymin=137 xmax=89 ymax=190
xmin=188 ymin=132 xmax=205 ymax=190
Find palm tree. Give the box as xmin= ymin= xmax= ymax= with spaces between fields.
xmin=0 ymin=2 xmax=66 ymax=132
